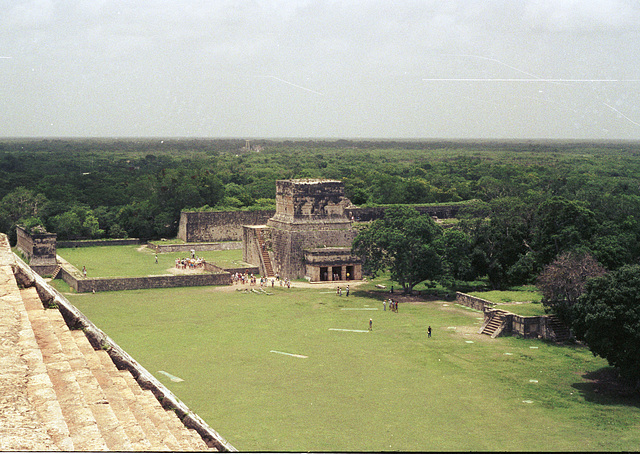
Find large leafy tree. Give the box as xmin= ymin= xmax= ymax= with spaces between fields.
xmin=352 ymin=206 xmax=443 ymax=294
xmin=573 ymin=265 xmax=640 ymax=384
xmin=537 ymin=252 xmax=606 ymax=325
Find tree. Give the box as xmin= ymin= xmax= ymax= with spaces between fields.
xmin=573 ymin=265 xmax=640 ymax=384
xmin=0 ymin=186 xmax=49 ymax=225
xmin=352 ymin=206 xmax=443 ymax=294
xmin=533 ymin=196 xmax=598 ymax=266
xmin=537 ymin=252 xmax=606 ymax=325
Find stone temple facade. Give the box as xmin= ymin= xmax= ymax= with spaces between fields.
xmin=243 ymin=179 xmax=362 ymax=281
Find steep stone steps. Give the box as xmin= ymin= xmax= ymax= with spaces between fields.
xmin=119 ymin=370 xmax=199 ymax=451
xmin=20 ymin=286 xmax=213 ymax=451
xmin=45 ymin=309 xmax=134 ymax=451
xmin=548 ymin=315 xmax=572 ymax=342
xmin=69 ymin=330 xmax=155 ymax=451
xmin=256 ymin=228 xmax=274 ymax=278
xmin=480 ymin=310 xmax=508 ymax=338
xmin=22 ymin=288 xmax=109 ymax=451
xmin=3 ymin=268 xmax=71 ymax=451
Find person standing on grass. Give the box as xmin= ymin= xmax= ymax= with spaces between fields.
xmin=428 ymin=326 xmax=432 ymax=338
xmin=346 ymin=285 xmax=350 ymax=297
xmin=369 ymin=318 xmax=373 ymax=331
xmin=383 ymin=299 xmax=386 ymax=311
xmin=155 ymin=253 xmax=158 ymax=264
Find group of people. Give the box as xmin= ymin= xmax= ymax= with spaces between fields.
xmin=384 ymin=298 xmax=399 ymax=312
xmin=336 ymin=285 xmax=350 ymax=297
xmin=175 ymin=257 xmax=205 ymax=269
xmin=231 ymin=272 xmax=291 ymax=288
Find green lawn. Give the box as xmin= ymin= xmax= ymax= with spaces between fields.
xmin=57 ymin=245 xmax=249 ymax=278
xmin=61 ymin=280 xmax=640 ymax=452
xmin=469 ymin=289 xmax=542 ymax=304
xmin=497 ymin=303 xmax=548 ymax=317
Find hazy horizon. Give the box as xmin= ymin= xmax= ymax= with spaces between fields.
xmin=2 ymin=1 xmax=639 ymax=140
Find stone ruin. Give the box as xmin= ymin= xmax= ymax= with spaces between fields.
xmin=243 ymin=179 xmax=362 ymax=281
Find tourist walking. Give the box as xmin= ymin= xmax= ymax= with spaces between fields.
xmin=369 ymin=318 xmax=373 ymax=331
xmin=346 ymin=285 xmax=350 ymax=297
xmin=428 ymin=326 xmax=432 ymax=338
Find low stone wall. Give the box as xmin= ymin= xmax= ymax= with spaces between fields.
xmin=455 ymin=292 xmax=492 ymax=311
xmin=148 ymin=241 xmax=242 ymax=253
xmin=512 ymin=314 xmax=542 ymax=339
xmin=57 ymin=239 xmax=140 ymax=248
xmin=57 ymin=257 xmax=230 ymax=293
xmin=457 ymin=292 xmax=567 ymax=340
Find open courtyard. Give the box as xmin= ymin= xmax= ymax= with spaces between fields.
xmin=51 ymin=250 xmax=640 ymax=451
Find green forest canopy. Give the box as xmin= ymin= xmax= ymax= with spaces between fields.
xmin=3 ymin=138 xmax=640 ymax=289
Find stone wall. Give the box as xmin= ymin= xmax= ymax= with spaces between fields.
xmin=455 ymin=292 xmax=492 ymax=311
xmin=178 ymin=202 xmax=472 ymax=244
xmin=269 ymin=227 xmax=358 ymax=279
xmin=177 ymin=211 xmax=274 ymax=243
xmin=242 ymin=226 xmax=266 ymax=276
xmin=456 ymin=292 xmax=565 ymax=340
xmin=57 ymin=239 xmax=140 ymax=248
xmin=148 ymin=242 xmax=242 ymax=253
xmin=16 ymin=225 xmax=57 ymax=266
xmin=57 ymin=258 xmax=230 ymax=293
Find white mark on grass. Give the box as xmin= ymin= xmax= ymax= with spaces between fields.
xmin=529 ymin=379 xmax=539 ymax=383
xmin=530 ymin=346 xmax=539 ymax=349
xmin=341 ymin=308 xmax=378 ymax=310
xmin=465 ymin=340 xmax=474 ymax=344
xmin=447 ymin=327 xmax=456 ymax=330
xmin=522 ymin=400 xmax=534 ymax=404
xmin=329 ymin=328 xmax=369 ymax=333
xmin=504 ymin=352 xmax=513 ymax=356
xmin=442 ymin=304 xmax=449 ymax=306
xmin=158 ymin=371 xmax=184 ymax=382
xmin=270 ymin=350 xmax=308 ymax=358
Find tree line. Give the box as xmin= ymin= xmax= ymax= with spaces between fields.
xmin=3 ymin=138 xmax=640 ymax=288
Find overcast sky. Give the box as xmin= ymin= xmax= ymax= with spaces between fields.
xmin=1 ymin=0 xmax=639 ymax=140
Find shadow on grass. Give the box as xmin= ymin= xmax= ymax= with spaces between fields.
xmin=572 ymin=367 xmax=640 ymax=407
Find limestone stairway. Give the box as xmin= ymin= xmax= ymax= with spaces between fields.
xmin=255 ymin=229 xmax=274 ymax=277
xmin=50 ymin=265 xmax=62 ymax=280
xmin=15 ymin=286 xmax=213 ymax=451
xmin=479 ymin=310 xmax=508 ymax=338
xmin=547 ymin=315 xmax=572 ymax=342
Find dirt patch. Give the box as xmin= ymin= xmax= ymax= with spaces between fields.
xmin=166 ymin=267 xmax=209 ymax=275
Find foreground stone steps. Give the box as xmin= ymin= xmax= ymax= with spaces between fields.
xmin=2 ymin=265 xmax=69 ymax=451
xmin=18 ymin=286 xmax=212 ymax=451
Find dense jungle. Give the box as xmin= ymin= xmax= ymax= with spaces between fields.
xmin=3 ymin=138 xmax=640 ymax=291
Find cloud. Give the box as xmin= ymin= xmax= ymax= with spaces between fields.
xmin=523 ymin=0 xmax=640 ymax=32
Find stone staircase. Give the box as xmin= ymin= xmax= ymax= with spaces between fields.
xmin=255 ymin=228 xmax=274 ymax=277
xmin=50 ymin=264 xmax=62 ymax=280
xmin=479 ymin=310 xmax=509 ymax=338
xmin=14 ymin=285 xmax=212 ymax=451
xmin=0 ymin=233 xmax=235 ymax=451
xmin=547 ymin=315 xmax=572 ymax=342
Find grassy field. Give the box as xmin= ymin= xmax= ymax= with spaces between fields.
xmin=57 ymin=245 xmax=249 ymax=278
xmin=58 ymin=278 xmax=640 ymax=451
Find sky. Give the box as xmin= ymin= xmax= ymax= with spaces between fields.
xmin=1 ymin=0 xmax=639 ymax=140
